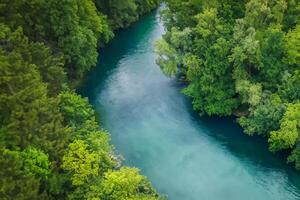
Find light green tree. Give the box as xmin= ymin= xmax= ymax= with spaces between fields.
xmin=269 ymin=102 xmax=300 ymax=151
xmin=100 ymin=167 xmax=162 ymax=200
xmin=62 ymin=140 xmax=100 ymax=186
xmin=21 ymin=146 xmax=51 ymax=180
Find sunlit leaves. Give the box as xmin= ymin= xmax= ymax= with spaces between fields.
xmin=100 ymin=167 xmax=161 ymax=200
xmin=236 ymin=80 xmax=262 ymax=107
xmin=101 ymin=167 xmax=143 ymax=199
xmin=62 ymin=140 xmax=100 ymax=186
xmin=243 ymin=0 xmax=287 ymax=29
xmin=285 ymin=24 xmax=300 ymax=66
xmin=269 ymin=102 xmax=300 ymax=151
xmin=21 ymin=146 xmax=51 ymax=180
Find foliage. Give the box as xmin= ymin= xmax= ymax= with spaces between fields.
xmin=62 ymin=140 xmax=101 ymax=186
xmin=285 ymin=24 xmax=300 ymax=65
xmin=58 ymin=92 xmax=95 ymax=126
xmin=239 ymin=95 xmax=286 ymax=136
xmin=0 ymin=24 xmax=70 ymax=160
xmin=0 ymin=148 xmax=41 ymax=199
xmin=100 ymin=167 xmax=161 ymax=200
xmin=269 ymin=102 xmax=300 ymax=152
xmin=279 ymin=70 xmax=300 ymax=102
xmin=21 ymin=146 xmax=51 ymax=180
xmin=95 ymin=0 xmax=159 ymax=29
xmin=157 ymin=0 xmax=300 ymax=169
xmin=0 ymin=1 xmax=162 ymax=199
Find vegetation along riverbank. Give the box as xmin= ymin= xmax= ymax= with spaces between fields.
xmin=155 ymin=0 xmax=300 ymax=170
xmin=0 ymin=0 xmax=164 ymax=199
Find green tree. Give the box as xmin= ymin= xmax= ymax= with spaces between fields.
xmin=101 ymin=167 xmax=161 ymax=200
xmin=58 ymin=92 xmax=95 ymax=126
xmin=283 ymin=0 xmax=300 ymax=30
xmin=269 ymin=102 xmax=300 ymax=152
xmin=0 ymin=23 xmax=69 ymax=159
xmin=29 ymin=42 xmax=67 ymax=96
xmin=256 ymin=25 xmax=287 ymax=89
xmin=95 ymin=0 xmax=159 ymax=30
xmin=0 ymin=0 xmax=113 ymax=78
xmin=279 ymin=70 xmax=300 ymax=102
xmin=45 ymin=0 xmax=112 ymax=76
xmin=21 ymin=146 xmax=51 ymax=180
xmin=285 ymin=24 xmax=300 ymax=66
xmin=239 ymin=95 xmax=286 ymax=136
xmin=62 ymin=140 xmax=100 ymax=186
xmin=288 ymin=141 xmax=300 ymax=170
xmin=184 ymin=9 xmax=238 ymax=116
xmin=0 ymin=148 xmax=41 ymax=199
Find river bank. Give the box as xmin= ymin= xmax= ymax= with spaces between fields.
xmin=80 ymin=8 xmax=300 ymax=200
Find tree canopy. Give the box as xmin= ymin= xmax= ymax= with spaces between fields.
xmin=0 ymin=1 xmax=162 ymax=199
xmin=156 ymin=0 xmax=300 ymax=169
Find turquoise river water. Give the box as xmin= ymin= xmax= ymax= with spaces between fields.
xmin=80 ymin=9 xmax=300 ymax=200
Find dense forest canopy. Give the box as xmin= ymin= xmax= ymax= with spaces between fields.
xmin=0 ymin=0 xmax=164 ymax=199
xmin=156 ymin=0 xmax=300 ymax=169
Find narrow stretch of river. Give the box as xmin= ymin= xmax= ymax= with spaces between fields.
xmin=80 ymin=9 xmax=300 ymax=200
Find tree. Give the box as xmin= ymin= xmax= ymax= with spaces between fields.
xmin=230 ymin=0 xmax=288 ymax=90
xmin=100 ymin=167 xmax=161 ymax=200
xmin=21 ymin=146 xmax=51 ymax=180
xmin=269 ymin=102 xmax=300 ymax=152
xmin=62 ymin=140 xmax=100 ymax=186
xmin=29 ymin=42 xmax=67 ymax=96
xmin=45 ymin=0 xmax=112 ymax=76
xmin=285 ymin=24 xmax=300 ymax=66
xmin=58 ymin=91 xmax=95 ymax=127
xmin=283 ymin=0 xmax=300 ymax=30
xmin=279 ymin=70 xmax=300 ymax=102
xmin=0 ymin=148 xmax=41 ymax=199
xmin=183 ymin=9 xmax=238 ymax=116
xmin=242 ymin=0 xmax=286 ymax=30
xmin=0 ymin=23 xmax=69 ymax=160
xmin=239 ymin=95 xmax=286 ymax=136
xmin=288 ymin=141 xmax=300 ymax=170
xmin=95 ymin=0 xmax=159 ymax=30
xmin=256 ymin=25 xmax=287 ymax=90
xmin=235 ymin=80 xmax=262 ymax=107
xmin=0 ymin=0 xmax=113 ymax=78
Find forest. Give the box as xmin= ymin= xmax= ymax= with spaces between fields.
xmin=155 ymin=0 xmax=300 ymax=169
xmin=0 ymin=0 xmax=164 ymax=199
xmin=1 ymin=0 xmax=300 ymax=199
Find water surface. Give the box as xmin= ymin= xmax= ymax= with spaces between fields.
xmin=80 ymin=9 xmax=300 ymax=200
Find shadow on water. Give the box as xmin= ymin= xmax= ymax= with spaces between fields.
xmin=181 ymin=89 xmax=300 ymax=191
xmin=79 ymin=9 xmax=159 ymax=99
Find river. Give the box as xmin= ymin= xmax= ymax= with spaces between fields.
xmin=80 ymin=8 xmax=300 ymax=200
